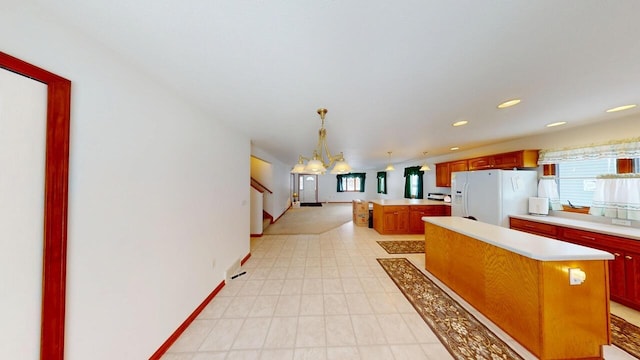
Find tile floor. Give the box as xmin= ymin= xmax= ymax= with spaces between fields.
xmin=161 ymin=222 xmax=639 ymax=360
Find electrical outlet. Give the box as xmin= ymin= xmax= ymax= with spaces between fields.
xmin=612 ymin=219 xmax=631 ymax=226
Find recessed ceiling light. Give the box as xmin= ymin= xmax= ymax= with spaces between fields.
xmin=450 ymin=147 xmax=459 ymax=151
xmin=546 ymin=121 xmax=567 ymax=128
xmin=497 ymin=99 xmax=521 ymax=109
xmin=606 ymin=104 xmax=637 ymax=113
xmin=452 ymin=120 xmax=468 ymax=127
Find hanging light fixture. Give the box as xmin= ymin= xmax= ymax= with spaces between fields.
xmin=419 ymin=151 xmax=431 ymax=171
xmin=290 ymin=108 xmax=351 ymax=175
xmin=385 ymin=151 xmax=395 ymax=171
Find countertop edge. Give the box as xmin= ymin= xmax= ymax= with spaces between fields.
xmin=510 ymin=214 xmax=640 ymax=241
xmin=423 ymin=216 xmax=614 ymax=261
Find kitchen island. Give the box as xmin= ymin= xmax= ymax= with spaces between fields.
xmin=370 ymin=199 xmax=450 ymax=235
xmin=423 ymin=216 xmax=613 ymax=360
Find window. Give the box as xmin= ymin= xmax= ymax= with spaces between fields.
xmin=403 ymin=166 xmax=424 ymax=199
xmin=557 ymin=158 xmax=617 ymax=207
xmin=377 ymin=171 xmax=387 ymax=194
xmin=336 ymin=173 xmax=366 ymax=192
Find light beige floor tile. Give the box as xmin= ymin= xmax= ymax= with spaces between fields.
xmin=248 ymin=295 xmax=279 ymax=317
xmin=296 ymin=316 xmax=327 ymax=347
xmin=389 ymin=344 xmax=428 ymax=359
xmin=367 ymin=293 xmax=398 ymax=314
xmin=325 ymin=315 xmax=357 ymax=346
xmin=232 ymin=317 xmax=271 ymax=349
xmin=226 ymin=349 xmax=261 ymax=360
xmin=419 ymin=343 xmax=454 ymax=360
xmin=345 ymin=293 xmax=373 ymax=314
xmin=304 ymin=266 xmax=322 ymax=278
xmin=198 ymin=297 xmax=233 ymax=319
xmin=326 ymin=346 xmax=359 ymax=360
xmin=263 ymin=316 xmax=297 ymax=348
xmin=351 ymin=314 xmax=386 ymax=345
xmin=322 ymin=278 xmax=343 ymax=294
xmin=323 ymin=294 xmax=349 ymax=315
xmin=161 ymin=352 xmax=196 ymax=359
xmin=191 ymin=352 xmax=227 ymax=360
xmin=274 ymin=295 xmax=301 ymax=316
xmin=222 ymin=296 xmax=257 ymax=318
xmin=300 ymin=294 xmax=325 ymax=315
xmin=401 ymin=313 xmax=440 ymax=343
xmin=341 ymin=278 xmax=364 ymax=294
xmin=293 ymin=347 xmax=327 ymax=360
xmin=260 ymin=348 xmax=294 ymax=360
xmin=357 ymin=345 xmax=395 ymax=360
xmin=376 ymin=314 xmax=416 ymax=344
xmin=281 ymin=279 xmax=304 ymax=295
xmin=302 ymin=278 xmax=324 ymax=294
xmin=199 ymin=318 xmax=244 ymax=351
xmin=166 ymin=319 xmax=216 ymax=352
xmin=259 ymin=279 xmax=284 ymax=296
xmin=286 ymin=267 xmax=306 ymax=279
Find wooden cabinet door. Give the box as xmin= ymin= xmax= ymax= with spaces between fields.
xmin=468 ymin=156 xmax=494 ymax=170
xmin=609 ymin=251 xmax=626 ymax=300
xmin=449 ymin=160 xmax=468 ymax=173
xmin=409 ymin=206 xmax=446 ymax=233
xmin=624 ymin=251 xmax=640 ymax=304
xmin=435 ymin=162 xmax=450 ymax=187
xmin=493 ymin=151 xmax=521 ymax=169
xmin=383 ymin=206 xmax=408 ymax=233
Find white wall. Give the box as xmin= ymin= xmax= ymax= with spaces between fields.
xmin=0 ymin=68 xmax=47 ymax=360
xmin=1 ymin=7 xmax=250 ymax=360
xmin=251 ymin=146 xmax=292 ymax=219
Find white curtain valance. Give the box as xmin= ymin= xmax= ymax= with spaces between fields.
xmin=538 ymin=137 xmax=640 ymax=164
xmin=589 ymin=174 xmax=640 ymax=220
xmin=537 ymin=176 xmax=563 ymax=210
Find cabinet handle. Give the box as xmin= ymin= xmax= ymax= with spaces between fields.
xmin=581 ymin=235 xmax=596 ymax=241
xmin=626 ymin=255 xmax=633 ymax=260
xmin=614 ymin=253 xmax=621 ymax=257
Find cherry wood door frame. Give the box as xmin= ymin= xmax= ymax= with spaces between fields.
xmin=0 ymin=52 xmax=71 ymax=360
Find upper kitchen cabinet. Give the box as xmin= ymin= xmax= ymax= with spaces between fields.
xmin=468 ymin=150 xmax=539 ymax=170
xmin=435 ymin=160 xmax=468 ymax=187
xmin=436 ymin=150 xmax=538 ymax=187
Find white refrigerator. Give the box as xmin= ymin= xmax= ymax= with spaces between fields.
xmin=451 ymin=169 xmax=538 ymax=227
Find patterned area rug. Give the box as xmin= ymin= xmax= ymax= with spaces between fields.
xmin=612 ymin=314 xmax=640 ymax=359
xmin=377 ymin=258 xmax=523 ymax=360
xmin=376 ymin=240 xmax=424 ymax=254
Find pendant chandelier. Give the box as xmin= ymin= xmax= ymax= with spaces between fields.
xmin=291 ymin=108 xmax=352 ymax=175
xmin=385 ymin=151 xmax=395 ymax=171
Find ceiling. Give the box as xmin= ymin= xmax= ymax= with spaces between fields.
xmin=30 ymin=0 xmax=640 ymax=170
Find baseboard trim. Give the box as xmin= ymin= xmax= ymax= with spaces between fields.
xmin=250 ymin=233 xmax=263 ymax=237
xmin=149 ymin=251 xmax=252 ymax=359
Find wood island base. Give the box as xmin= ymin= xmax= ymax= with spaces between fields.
xmin=424 ymin=220 xmax=611 ymax=360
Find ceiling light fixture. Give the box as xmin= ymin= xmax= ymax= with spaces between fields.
xmin=419 ymin=151 xmax=431 ymax=171
xmin=385 ymin=151 xmax=395 ymax=171
xmin=450 ymin=147 xmax=460 ymax=151
xmin=546 ymin=121 xmax=567 ymax=128
xmin=291 ymin=108 xmax=351 ymax=175
xmin=606 ymin=104 xmax=637 ymax=113
xmin=452 ymin=120 xmax=468 ymax=127
xmin=497 ymin=99 xmax=521 ymax=109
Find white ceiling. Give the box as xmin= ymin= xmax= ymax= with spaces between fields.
xmin=32 ymin=0 xmax=640 ymax=170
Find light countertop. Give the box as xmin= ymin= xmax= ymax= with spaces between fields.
xmin=422 ymin=216 xmax=614 ymax=261
xmin=510 ymin=214 xmax=640 ymax=241
xmin=370 ymin=199 xmax=451 ymax=206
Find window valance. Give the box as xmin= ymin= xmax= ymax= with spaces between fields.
xmin=589 ymin=174 xmax=640 ymax=220
xmin=538 ymin=137 xmax=640 ymax=164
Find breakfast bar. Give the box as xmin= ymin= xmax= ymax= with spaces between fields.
xmin=370 ymin=199 xmax=450 ymax=234
xmin=423 ymin=216 xmax=614 ymax=360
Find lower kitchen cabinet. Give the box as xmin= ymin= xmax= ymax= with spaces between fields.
xmin=510 ymin=217 xmax=640 ymax=310
xmin=373 ymin=203 xmax=450 ymax=235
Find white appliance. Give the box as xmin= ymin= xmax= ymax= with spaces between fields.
xmin=528 ymin=197 xmax=549 ymax=215
xmin=451 ymin=169 xmax=538 ymax=227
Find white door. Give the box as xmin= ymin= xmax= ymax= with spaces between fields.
xmin=299 ymin=174 xmax=318 ymax=203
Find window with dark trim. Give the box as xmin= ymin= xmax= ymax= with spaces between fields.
xmin=336 ymin=173 xmax=366 ymax=192
xmin=377 ymin=171 xmax=387 ymax=194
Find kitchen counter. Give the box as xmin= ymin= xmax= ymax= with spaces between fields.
xmin=423 ymin=216 xmax=613 ymax=261
xmin=369 ymin=198 xmax=451 ymax=206
xmin=371 ymin=199 xmax=450 ymax=235
xmin=423 ymin=216 xmax=611 ymax=359
xmin=510 ymin=214 xmax=640 ymax=240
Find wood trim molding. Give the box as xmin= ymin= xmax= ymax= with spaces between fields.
xmin=0 ymin=52 xmax=71 ymax=360
xmin=150 ymin=251 xmax=250 ymax=358
xmin=148 ymin=281 xmax=226 ymax=359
